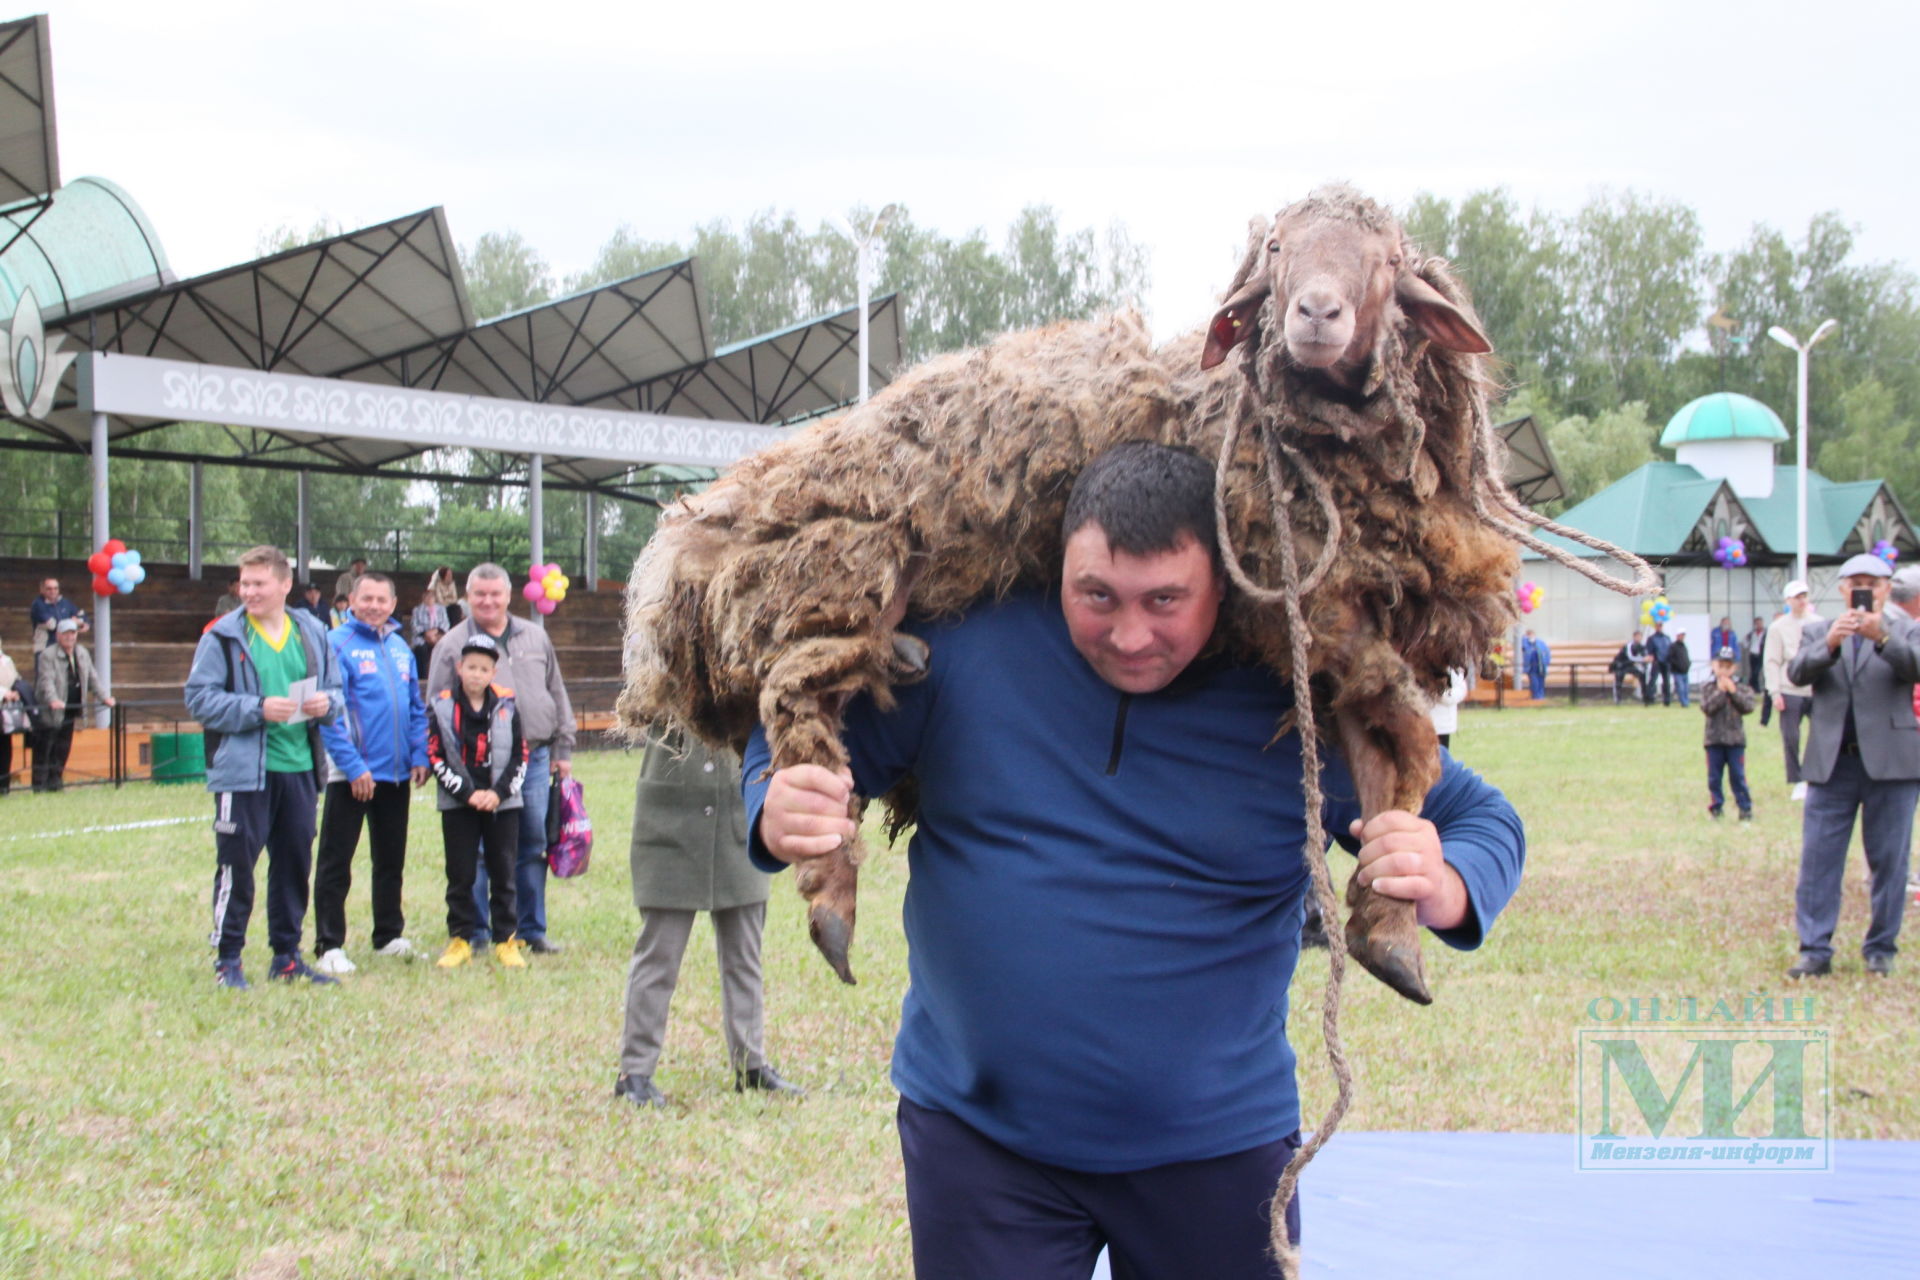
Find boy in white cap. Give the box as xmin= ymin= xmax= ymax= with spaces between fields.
xmin=1763 ymin=579 xmax=1819 ymax=800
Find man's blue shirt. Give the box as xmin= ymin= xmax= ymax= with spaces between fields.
xmin=743 ymin=592 xmax=1525 ymax=1172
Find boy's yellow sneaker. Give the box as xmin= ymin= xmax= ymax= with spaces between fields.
xmin=436 ymin=938 xmax=472 ymax=969
xmin=495 ymin=939 xmax=528 ymax=969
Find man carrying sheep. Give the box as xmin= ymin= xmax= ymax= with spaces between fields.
xmin=749 ymin=442 xmax=1526 ymax=1278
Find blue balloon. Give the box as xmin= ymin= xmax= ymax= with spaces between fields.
xmin=111 ymin=551 xmax=128 ymax=569
xmin=119 ymin=579 xmax=136 ymax=594
xmin=107 ymin=567 xmax=128 ymax=587
xmin=125 ymin=549 xmax=141 ymax=566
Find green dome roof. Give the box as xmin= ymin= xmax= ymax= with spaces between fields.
xmin=0 ymin=176 xmax=172 ymax=321
xmin=1660 ymin=392 xmax=1789 ymax=447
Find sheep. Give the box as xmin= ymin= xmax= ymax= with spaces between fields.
xmin=620 ymin=184 xmax=1653 ymax=1000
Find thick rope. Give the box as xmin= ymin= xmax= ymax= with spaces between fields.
xmin=1211 ymin=399 xmax=1353 ymax=1280
xmin=1462 ymin=384 xmax=1662 ymax=596
xmin=1256 ymin=423 xmax=1353 ymax=1280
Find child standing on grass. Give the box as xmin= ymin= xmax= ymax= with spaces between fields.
xmin=427 ymin=634 xmax=528 ymax=968
xmin=1700 ymin=644 xmax=1757 ymax=821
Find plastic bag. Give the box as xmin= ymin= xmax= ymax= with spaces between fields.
xmin=547 ymin=776 xmax=593 ymax=877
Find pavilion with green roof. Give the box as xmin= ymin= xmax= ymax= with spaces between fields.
xmin=1520 ymin=391 xmax=1917 ymax=645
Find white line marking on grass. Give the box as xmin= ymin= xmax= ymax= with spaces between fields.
xmin=4 ymin=816 xmax=201 ymax=842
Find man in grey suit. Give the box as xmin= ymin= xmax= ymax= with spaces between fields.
xmin=1785 ymin=553 xmax=1920 ymax=979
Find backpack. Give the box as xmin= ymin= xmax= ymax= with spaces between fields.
xmin=547 ymin=776 xmax=593 ymax=878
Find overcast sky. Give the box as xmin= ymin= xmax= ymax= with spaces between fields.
xmin=37 ymin=0 xmax=1911 ymax=342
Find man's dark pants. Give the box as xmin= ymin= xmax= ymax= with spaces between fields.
xmin=1777 ymin=694 xmax=1811 ymax=784
xmin=31 ymin=719 xmax=75 ymax=790
xmin=211 ymin=771 xmax=318 ymax=961
xmin=1645 ymin=666 xmax=1671 ymax=705
xmin=1751 ymin=656 xmax=1771 ymax=725
xmin=1795 ymin=751 xmax=1918 ymax=964
xmin=1705 ymin=745 xmax=1750 ymax=815
xmin=897 ymin=1096 xmax=1301 ymax=1280
xmin=313 ymin=779 xmax=411 ymax=953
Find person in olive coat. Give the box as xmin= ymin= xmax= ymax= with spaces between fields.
xmin=614 ymin=727 xmax=803 ymax=1108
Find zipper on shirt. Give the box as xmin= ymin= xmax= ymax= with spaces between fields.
xmin=1104 ymin=693 xmax=1132 ymax=776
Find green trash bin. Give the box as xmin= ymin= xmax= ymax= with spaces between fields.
xmin=150 ymin=732 xmax=206 ymax=785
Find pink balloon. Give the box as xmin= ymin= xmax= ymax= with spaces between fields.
xmin=522 ymin=580 xmax=543 ymax=601
xmin=535 ymin=596 xmax=557 ymax=615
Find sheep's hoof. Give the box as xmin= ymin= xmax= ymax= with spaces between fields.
xmin=808 ymin=903 xmax=858 ymax=986
xmin=1344 ymin=919 xmax=1432 ymax=1006
xmin=889 ymin=633 xmax=931 ymax=681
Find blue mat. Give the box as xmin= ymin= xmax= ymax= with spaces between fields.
xmin=1092 ymin=1133 xmax=1919 ymax=1278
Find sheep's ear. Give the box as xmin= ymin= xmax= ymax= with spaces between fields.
xmin=1201 ymin=274 xmax=1271 ymax=370
xmin=1395 ymin=272 xmax=1491 ymax=354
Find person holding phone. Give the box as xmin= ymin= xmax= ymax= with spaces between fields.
xmin=1783 ymin=553 xmax=1920 ymax=979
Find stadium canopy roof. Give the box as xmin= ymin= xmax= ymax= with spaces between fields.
xmin=0 ymin=15 xmax=56 ymax=210
xmin=1494 ymin=414 xmax=1564 ymax=507
xmin=6 ymin=199 xmax=903 ymax=497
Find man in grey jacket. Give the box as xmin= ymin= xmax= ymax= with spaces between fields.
xmin=613 ymin=728 xmax=802 ymax=1108
xmin=31 ymin=619 xmax=113 ymax=790
xmin=184 ymin=545 xmax=344 ymax=989
xmin=1764 ymin=580 xmax=1819 ymax=799
xmin=1784 ymin=553 xmax=1920 ymax=979
xmin=426 ymin=563 xmax=577 ymax=953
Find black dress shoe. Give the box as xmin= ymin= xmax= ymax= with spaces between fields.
xmin=1865 ymin=955 xmax=1894 ymax=977
xmin=736 ymin=1065 xmax=806 ymax=1098
xmin=1786 ymin=955 xmax=1832 ymax=980
xmin=614 ymin=1074 xmax=667 ymax=1109
xmin=525 ymin=936 xmax=563 ymax=954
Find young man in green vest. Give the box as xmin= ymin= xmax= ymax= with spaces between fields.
xmin=185 ymin=545 xmax=344 ymax=990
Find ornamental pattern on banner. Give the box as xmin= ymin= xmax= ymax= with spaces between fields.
xmin=150 ymin=363 xmax=780 ymax=467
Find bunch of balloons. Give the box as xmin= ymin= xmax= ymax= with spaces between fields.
xmin=1872 ymin=539 xmax=1900 ymax=565
xmin=1640 ymin=595 xmax=1672 ymax=627
xmin=87 ymin=540 xmax=146 ymax=597
xmin=1712 ymin=535 xmax=1748 ymax=568
xmin=1515 ymin=580 xmax=1544 ymax=614
xmin=522 ymin=563 xmax=570 ymax=616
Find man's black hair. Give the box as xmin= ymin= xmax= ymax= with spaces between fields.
xmin=354 ymin=570 xmax=395 ymax=593
xmin=1061 ymin=442 xmax=1221 ymax=573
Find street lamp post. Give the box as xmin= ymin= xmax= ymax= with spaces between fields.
xmin=832 ymin=205 xmax=897 ymax=404
xmin=1768 ymin=319 xmax=1839 ymax=587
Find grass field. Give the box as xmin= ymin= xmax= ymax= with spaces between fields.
xmin=2 ymin=704 xmax=1916 ymax=1277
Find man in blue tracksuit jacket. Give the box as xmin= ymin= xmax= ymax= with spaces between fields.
xmin=312 ymin=571 xmax=431 ymax=973
xmin=749 ymin=444 xmax=1526 ymax=1279
xmin=185 ymin=545 xmax=344 ymax=989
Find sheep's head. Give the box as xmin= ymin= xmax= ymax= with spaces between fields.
xmin=1201 ymin=186 xmax=1491 ymax=389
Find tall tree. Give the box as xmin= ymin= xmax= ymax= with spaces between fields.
xmin=567 ymin=204 xmax=1149 ymax=364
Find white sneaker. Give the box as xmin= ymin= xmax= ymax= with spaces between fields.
xmin=314 ymin=948 xmax=357 ymax=976
xmin=1792 ymin=782 xmax=1808 ymax=802
xmin=375 ymin=937 xmax=418 ymax=962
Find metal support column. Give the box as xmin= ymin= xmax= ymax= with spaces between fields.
xmin=296 ymin=472 xmax=311 ymax=585
xmin=90 ymin=413 xmax=111 ymax=729
xmin=583 ymin=490 xmax=598 ymax=590
xmin=188 ymin=460 xmax=204 ymax=580
xmin=529 ymin=454 xmax=545 ymax=626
